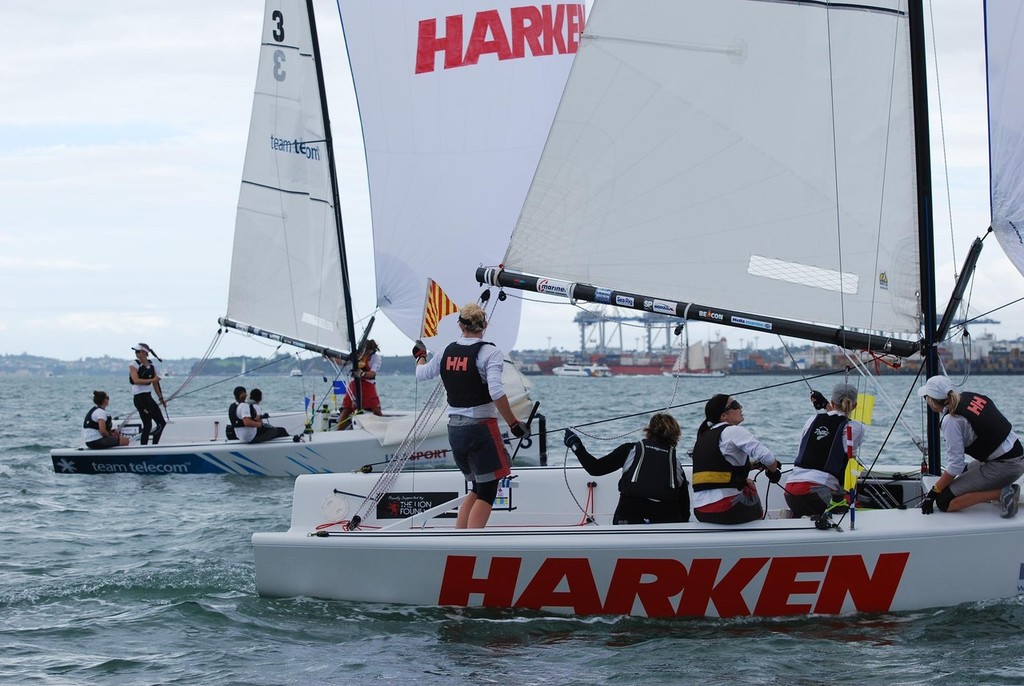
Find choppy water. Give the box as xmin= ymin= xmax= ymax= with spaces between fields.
xmin=3 ymin=371 xmax=1024 ymax=685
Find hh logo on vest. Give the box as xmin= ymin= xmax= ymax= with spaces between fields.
xmin=416 ymin=4 xmax=586 ymax=74
xmin=965 ymin=396 xmax=987 ymax=416
xmin=446 ymin=356 xmax=470 ymax=372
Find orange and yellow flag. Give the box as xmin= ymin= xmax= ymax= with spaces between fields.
xmin=421 ymin=278 xmax=459 ymax=338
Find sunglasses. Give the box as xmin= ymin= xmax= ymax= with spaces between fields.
xmin=725 ymin=400 xmax=742 ymax=411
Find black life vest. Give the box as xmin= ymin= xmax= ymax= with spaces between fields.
xmin=794 ymin=413 xmax=850 ymax=481
xmin=130 ymin=360 xmax=156 ymax=385
xmin=439 ymin=341 xmax=494 ymax=408
xmin=950 ymin=392 xmax=1012 ymax=460
xmin=230 ymin=401 xmax=257 ymax=427
xmin=83 ymin=406 xmax=112 ymax=432
xmin=691 ymin=424 xmax=750 ymax=491
xmin=618 ymin=440 xmax=684 ymax=502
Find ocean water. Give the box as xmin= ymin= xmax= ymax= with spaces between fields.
xmin=3 ymin=371 xmax=1024 ymax=685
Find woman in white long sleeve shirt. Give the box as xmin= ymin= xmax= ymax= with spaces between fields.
xmin=691 ymin=394 xmax=781 ymax=524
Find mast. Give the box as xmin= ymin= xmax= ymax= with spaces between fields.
xmin=908 ymin=0 xmax=941 ymax=474
xmin=307 ymin=0 xmax=362 ymax=407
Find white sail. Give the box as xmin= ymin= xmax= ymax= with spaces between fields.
xmin=686 ymin=340 xmax=706 ymax=373
xmin=987 ymin=0 xmax=1024 ymax=276
xmin=504 ymin=0 xmax=921 ymax=336
xmin=226 ymin=0 xmax=352 ymax=353
xmin=709 ymin=338 xmax=729 ymax=372
xmin=337 ymin=0 xmax=583 ymax=349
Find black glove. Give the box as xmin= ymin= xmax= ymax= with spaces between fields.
xmin=563 ymin=428 xmax=582 ymax=452
xmin=261 ymin=413 xmax=270 ymax=419
xmin=921 ymin=488 xmax=939 ymax=515
xmin=810 ymin=390 xmax=828 ymax=410
xmin=412 ymin=340 xmax=427 ymax=361
xmin=510 ymin=420 xmax=530 ymax=439
xmin=766 ymin=465 xmax=782 ymax=484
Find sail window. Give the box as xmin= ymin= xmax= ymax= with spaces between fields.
xmin=302 ymin=313 xmax=337 ymax=332
xmin=747 ymin=255 xmax=859 ymax=295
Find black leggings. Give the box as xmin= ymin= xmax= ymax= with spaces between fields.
xmin=251 ymin=426 xmax=290 ymax=444
xmin=133 ymin=393 xmax=166 ymax=445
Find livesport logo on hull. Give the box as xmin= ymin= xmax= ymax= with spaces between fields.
xmin=416 ymin=4 xmax=586 ymax=74
xmin=438 ymin=552 xmax=911 ymax=617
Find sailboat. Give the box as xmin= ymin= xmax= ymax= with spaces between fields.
xmin=49 ymin=0 xmax=571 ymax=476
xmin=666 ymin=326 xmax=727 ymax=378
xmin=253 ymin=0 xmax=1024 ymax=615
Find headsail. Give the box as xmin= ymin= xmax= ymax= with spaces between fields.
xmin=986 ymin=0 xmax=1024 ymax=275
xmin=224 ymin=0 xmax=354 ymax=357
xmin=490 ymin=0 xmax=923 ymax=353
xmin=336 ymin=1 xmax=583 ymax=349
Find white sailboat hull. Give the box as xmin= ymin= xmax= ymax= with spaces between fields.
xmin=552 ymin=363 xmax=613 ymax=377
xmin=51 ymin=413 xmax=543 ymax=477
xmin=664 ymin=370 xmax=727 ymax=378
xmin=252 ymin=467 xmax=1024 ymax=616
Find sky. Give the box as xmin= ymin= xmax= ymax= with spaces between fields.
xmin=2 ymin=0 xmax=1022 ymax=362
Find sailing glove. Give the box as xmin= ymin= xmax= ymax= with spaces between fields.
xmin=563 ymin=429 xmax=582 ymax=452
xmin=810 ymin=390 xmax=828 ymax=410
xmin=766 ymin=465 xmax=782 ymax=484
xmin=920 ymin=488 xmax=939 ymax=515
xmin=412 ymin=340 xmax=427 ymax=361
xmin=510 ymin=420 xmax=530 ymax=439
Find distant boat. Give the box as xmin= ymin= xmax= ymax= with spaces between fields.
xmin=513 ymin=360 xmax=543 ymax=376
xmin=289 ymin=368 xmax=303 ymax=377
xmin=552 ymin=361 xmax=613 ymax=378
xmin=666 ymin=328 xmax=729 ymax=378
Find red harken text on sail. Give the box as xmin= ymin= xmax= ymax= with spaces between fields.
xmin=438 ymin=552 xmax=911 ymax=616
xmin=416 ymin=4 xmax=586 ymax=74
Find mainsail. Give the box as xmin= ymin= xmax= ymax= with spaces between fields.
xmin=337 ymin=0 xmax=583 ymax=349
xmin=987 ymin=0 xmax=1024 ymax=275
xmin=224 ymin=0 xmax=354 ymax=358
xmin=485 ymin=0 xmax=923 ymax=354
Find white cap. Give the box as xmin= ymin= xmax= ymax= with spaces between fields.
xmin=918 ymin=375 xmax=954 ymax=400
xmin=132 ymin=344 xmax=148 ymax=353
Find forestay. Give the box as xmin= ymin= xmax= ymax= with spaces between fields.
xmin=226 ymin=0 xmax=352 ymax=354
xmin=504 ymin=0 xmax=921 ymax=337
xmin=987 ymin=0 xmax=1024 ymax=276
xmin=336 ymin=0 xmax=583 ymax=349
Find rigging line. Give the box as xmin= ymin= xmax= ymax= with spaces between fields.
xmin=347 ymin=380 xmax=449 ymax=527
xmin=561 ymin=370 xmax=847 ymax=435
xmin=928 ymin=0 xmax=958 ymax=271
xmin=823 ymin=5 xmax=850 ymax=344
xmin=777 ymin=336 xmax=817 ymax=393
xmin=863 ymin=8 xmax=903 ymax=349
xmin=163 ymin=342 xmax=296 ymax=403
xmin=833 ymin=362 xmax=928 ymax=528
xmin=949 ymin=295 xmax=1024 ymax=332
xmin=163 ymin=329 xmax=224 ymax=405
xmin=842 ymin=350 xmax=925 ymax=454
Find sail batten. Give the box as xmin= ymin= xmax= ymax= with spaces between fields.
xmin=502 ymin=0 xmax=922 ymax=340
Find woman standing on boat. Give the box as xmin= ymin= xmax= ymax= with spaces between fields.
xmin=784 ymin=383 xmax=865 ymax=518
xmin=128 ymin=343 xmax=166 ymax=445
xmin=691 ymin=394 xmax=782 ymax=524
xmin=414 ymin=304 xmax=530 ymax=529
xmin=82 ymin=390 xmax=129 ymax=449
xmin=563 ymin=413 xmax=690 ymax=524
xmin=337 ymin=339 xmax=383 ymax=428
xmin=918 ymin=375 xmax=1024 ymax=518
